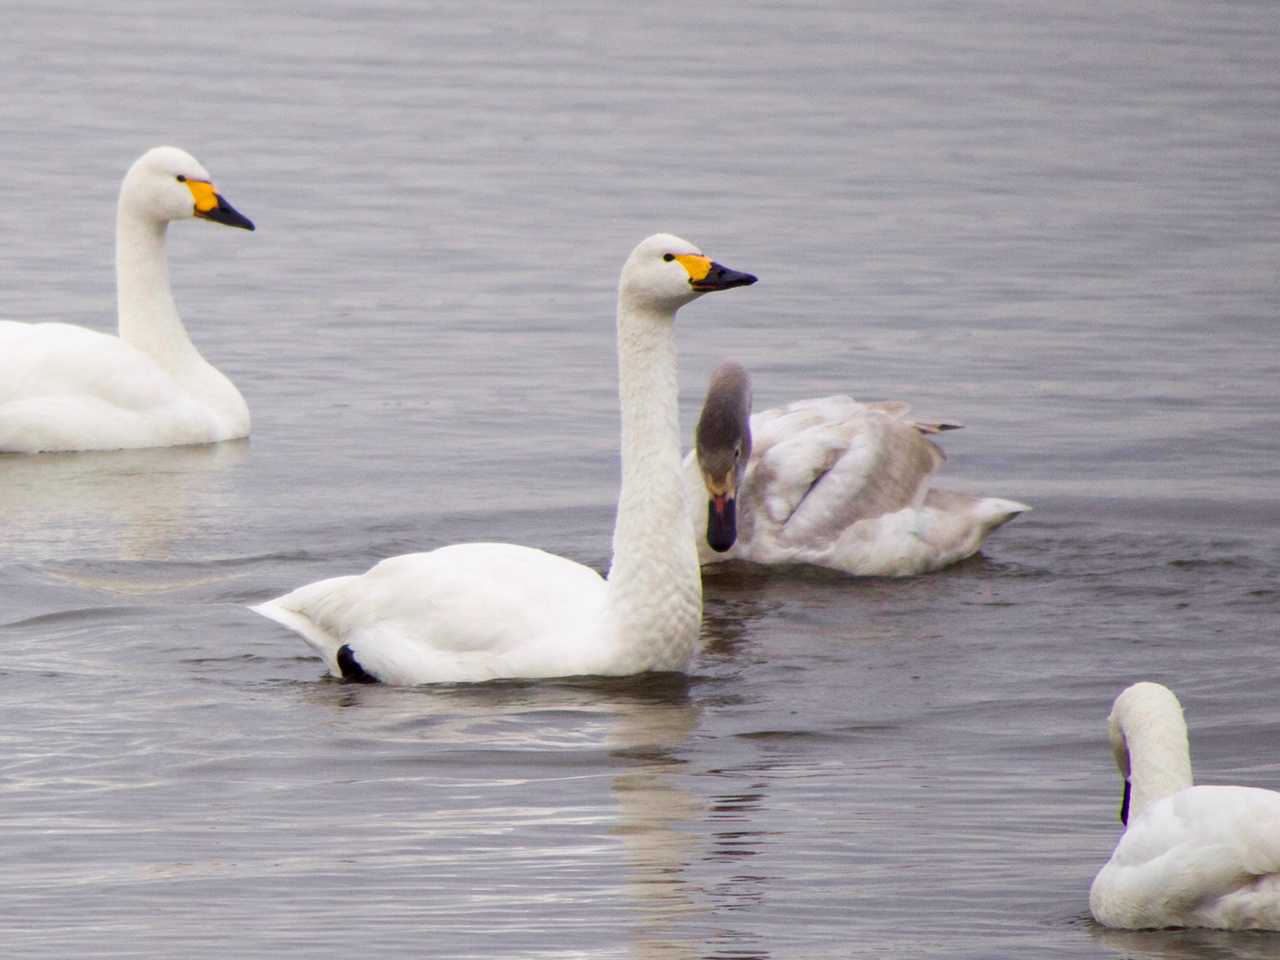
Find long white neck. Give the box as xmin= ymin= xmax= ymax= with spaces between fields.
xmin=115 ymin=205 xmax=202 ymax=370
xmin=603 ymin=296 xmax=703 ymax=671
xmin=1117 ymin=688 xmax=1194 ymax=822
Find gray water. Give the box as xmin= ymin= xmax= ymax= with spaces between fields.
xmin=2 ymin=1 xmax=1278 ymax=957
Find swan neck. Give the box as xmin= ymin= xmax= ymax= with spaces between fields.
xmin=115 ymin=207 xmax=199 ymax=367
xmin=603 ymin=298 xmax=702 ymax=660
xmin=1121 ymin=708 xmax=1194 ymax=821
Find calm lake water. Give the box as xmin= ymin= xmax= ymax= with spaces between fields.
xmin=2 ymin=1 xmax=1278 ymax=957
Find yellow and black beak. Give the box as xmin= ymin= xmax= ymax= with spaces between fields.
xmin=187 ymin=179 xmax=255 ymax=231
xmin=674 ymin=254 xmax=757 ymax=292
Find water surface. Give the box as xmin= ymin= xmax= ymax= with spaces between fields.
xmin=2 ymin=2 xmax=1278 ymax=957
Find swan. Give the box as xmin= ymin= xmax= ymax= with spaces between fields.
xmin=251 ymin=234 xmax=756 ymax=685
xmin=0 ymin=146 xmax=254 ymax=453
xmin=682 ymin=361 xmax=1027 ymax=576
xmin=1089 ymin=681 xmax=1280 ymax=930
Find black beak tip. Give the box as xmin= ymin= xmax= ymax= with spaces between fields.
xmin=693 ymin=264 xmax=757 ymax=291
xmin=708 ymin=531 xmax=735 ymax=553
xmin=337 ymin=644 xmax=379 ymax=684
xmin=199 ymin=194 xmax=255 ymax=231
xmin=706 ymin=498 xmax=738 ymax=552
xmin=224 ymin=207 xmax=256 ymax=231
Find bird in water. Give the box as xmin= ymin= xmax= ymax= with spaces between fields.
xmin=1089 ymin=681 xmax=1280 ymax=931
xmin=683 ymin=361 xmax=1027 ymax=576
xmin=0 ymin=146 xmax=254 ymax=453
xmin=253 ymin=235 xmax=756 ymax=685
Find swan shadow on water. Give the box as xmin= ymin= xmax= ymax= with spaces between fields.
xmin=302 ymin=669 xmax=691 ymax=712
xmin=700 ymin=549 xmax=1025 ymax=585
xmin=297 ymin=670 xmax=766 ymax=958
xmin=0 ymin=440 xmax=249 ymax=573
xmin=696 ymin=551 xmax=1024 ymax=665
xmin=1089 ymin=923 xmax=1280 ymax=959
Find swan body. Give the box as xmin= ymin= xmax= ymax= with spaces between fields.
xmin=683 ymin=362 xmax=1027 ymax=576
xmin=253 ymin=234 xmax=756 ymax=685
xmin=1089 ymin=682 xmax=1280 ymax=930
xmin=0 ymin=146 xmax=254 ymax=453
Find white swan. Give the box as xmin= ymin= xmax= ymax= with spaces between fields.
xmin=1089 ymin=681 xmax=1280 ymax=930
xmin=251 ymin=234 xmax=757 ymax=685
xmin=682 ymin=361 xmax=1027 ymax=576
xmin=0 ymin=146 xmax=254 ymax=453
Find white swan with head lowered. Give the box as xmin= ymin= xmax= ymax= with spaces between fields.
xmin=1089 ymin=681 xmax=1280 ymax=930
xmin=251 ymin=234 xmax=756 ymax=685
xmin=683 ymin=361 xmax=1027 ymax=576
xmin=0 ymin=146 xmax=254 ymax=453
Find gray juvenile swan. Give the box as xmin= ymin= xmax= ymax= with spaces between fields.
xmin=683 ymin=361 xmax=1027 ymax=575
xmin=252 ymin=234 xmax=756 ymax=685
xmin=0 ymin=146 xmax=254 ymax=453
xmin=1090 ymin=682 xmax=1280 ymax=930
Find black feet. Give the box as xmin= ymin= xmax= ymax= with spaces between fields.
xmin=337 ymin=644 xmax=378 ymax=684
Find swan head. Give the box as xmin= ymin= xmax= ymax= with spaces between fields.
xmin=1106 ymin=681 xmax=1191 ymax=825
xmin=119 ymin=146 xmax=254 ymax=231
xmin=619 ymin=233 xmax=756 ymax=312
xmin=695 ymin=362 xmax=753 ymax=552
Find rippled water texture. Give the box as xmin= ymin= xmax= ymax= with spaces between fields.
xmin=2 ymin=2 xmax=1278 ymax=957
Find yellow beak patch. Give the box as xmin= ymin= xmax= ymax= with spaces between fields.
xmin=703 ymin=470 xmax=735 ymax=498
xmin=185 ymin=179 xmax=220 ymax=214
xmin=674 ymin=254 xmax=713 ymax=282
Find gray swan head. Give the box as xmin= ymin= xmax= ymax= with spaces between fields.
xmin=694 ymin=361 xmax=754 ymax=552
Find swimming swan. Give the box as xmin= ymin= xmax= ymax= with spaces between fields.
xmin=1089 ymin=681 xmax=1280 ymax=930
xmin=0 ymin=146 xmax=254 ymax=453
xmin=683 ymin=361 xmax=1027 ymax=576
xmin=251 ymin=234 xmax=756 ymax=685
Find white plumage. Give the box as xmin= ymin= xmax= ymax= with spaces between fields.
xmin=1089 ymin=681 xmax=1280 ymax=930
xmin=252 ymin=234 xmax=756 ymax=685
xmin=683 ymin=362 xmax=1027 ymax=576
xmin=0 ymin=146 xmax=254 ymax=453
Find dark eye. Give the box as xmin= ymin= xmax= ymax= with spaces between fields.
xmin=176 ymin=174 xmax=186 ymax=182
xmin=734 ymin=446 xmax=742 ymax=459
xmin=663 ymin=253 xmax=674 ymax=262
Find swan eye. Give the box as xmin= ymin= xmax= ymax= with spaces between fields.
xmin=734 ymin=445 xmax=742 ymax=459
xmin=663 ymin=253 xmax=674 ymax=262
xmin=176 ymin=175 xmax=187 ymax=182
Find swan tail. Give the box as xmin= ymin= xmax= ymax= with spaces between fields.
xmin=925 ymin=488 xmax=1030 ymax=531
xmin=977 ymin=495 xmax=1032 ymax=530
xmin=250 ymin=575 xmax=359 ymax=677
xmin=822 ymin=490 xmax=1029 ymax=575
